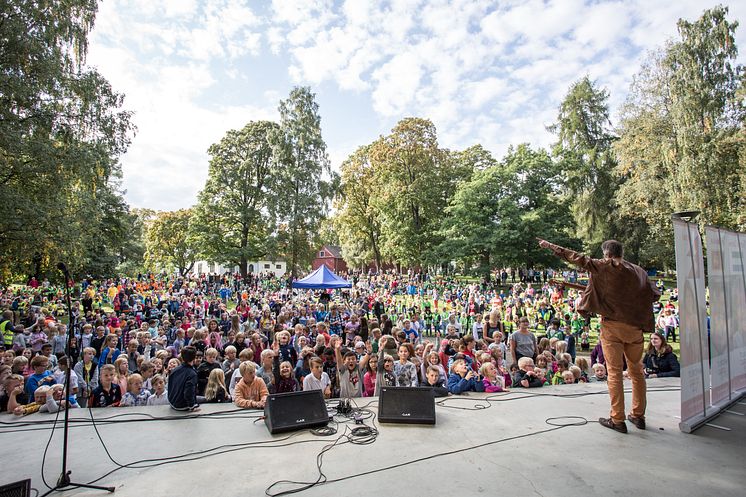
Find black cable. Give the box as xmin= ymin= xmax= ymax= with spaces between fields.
xmin=434 ymin=386 xmax=681 ymax=411
xmin=264 ymin=388 xmax=679 ymax=495
xmin=29 ymin=387 xmax=679 ymax=493
xmin=86 ymin=432 xmax=335 ymax=485
xmin=39 ymin=395 xmax=65 ymax=490
xmin=0 ymin=405 xmax=259 ymax=426
xmin=0 ymin=408 xmax=267 ymax=434
xmin=265 ymin=415 xmax=582 ymax=496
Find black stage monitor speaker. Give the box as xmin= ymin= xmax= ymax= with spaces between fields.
xmin=264 ymin=389 xmax=329 ymax=434
xmin=378 ymin=386 xmax=436 ymax=424
xmin=0 ymin=479 xmax=30 ymax=497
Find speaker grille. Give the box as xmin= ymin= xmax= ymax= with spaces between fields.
xmin=0 ymin=479 xmax=30 ymax=497
xmin=378 ymin=387 xmax=436 ymax=424
xmin=264 ymin=390 xmax=329 ymax=434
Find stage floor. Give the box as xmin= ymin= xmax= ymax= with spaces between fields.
xmin=1 ymin=378 xmax=744 ymax=497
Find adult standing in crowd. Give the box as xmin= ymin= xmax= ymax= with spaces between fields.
xmin=510 ymin=316 xmax=537 ymax=365
xmin=538 ymin=238 xmax=660 ymax=434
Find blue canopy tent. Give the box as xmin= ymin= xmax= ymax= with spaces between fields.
xmin=292 ymin=265 xmax=352 ymax=289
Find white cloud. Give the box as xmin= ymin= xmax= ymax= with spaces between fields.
xmin=371 ymin=53 xmax=423 ymax=116
xmin=87 ymin=0 xmax=275 ymax=210
xmin=85 ymin=0 xmax=746 ymax=210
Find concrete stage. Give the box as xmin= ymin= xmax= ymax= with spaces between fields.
xmin=1 ymin=378 xmax=744 ymax=497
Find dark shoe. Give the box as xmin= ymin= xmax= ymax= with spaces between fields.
xmin=599 ymin=417 xmax=628 ymax=433
xmin=627 ymin=415 xmax=646 ymax=430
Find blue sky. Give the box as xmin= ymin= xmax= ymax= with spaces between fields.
xmin=85 ymin=0 xmax=745 ymax=211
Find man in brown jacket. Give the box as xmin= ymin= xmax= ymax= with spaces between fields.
xmin=538 ymin=238 xmax=660 ymax=433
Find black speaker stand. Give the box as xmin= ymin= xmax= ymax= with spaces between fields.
xmin=41 ymin=265 xmax=116 ymax=496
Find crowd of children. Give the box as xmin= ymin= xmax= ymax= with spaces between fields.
xmin=0 ymin=271 xmax=679 ymax=414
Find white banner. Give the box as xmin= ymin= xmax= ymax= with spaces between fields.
xmin=728 ymin=231 xmax=746 ymax=392
xmin=673 ymin=219 xmax=710 ymax=429
xmin=704 ymin=227 xmax=731 ymax=406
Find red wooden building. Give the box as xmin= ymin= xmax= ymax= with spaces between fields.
xmin=312 ymin=245 xmax=348 ymax=273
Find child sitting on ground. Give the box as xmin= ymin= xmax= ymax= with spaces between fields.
xmin=146 ymin=374 xmax=169 ymax=406
xmin=14 ymin=385 xmax=51 ymax=416
xmin=120 ymin=373 xmax=152 ymax=407
xmin=302 ymin=356 xmax=331 ymax=398
xmin=40 ymin=383 xmax=80 ymax=412
xmin=221 ymin=345 xmax=240 ymax=379
xmin=374 ymin=336 xmax=397 ymax=396
xmin=234 ymin=361 xmax=268 ymax=409
xmin=51 ymin=356 xmax=78 ymax=398
xmin=551 ymin=359 xmax=570 ymax=385
xmin=569 ymin=365 xmax=586 ymax=383
xmin=514 ymin=357 xmax=543 ymax=388
xmin=561 ymin=370 xmax=576 ymax=385
xmin=25 ymin=355 xmax=55 ymax=397
xmin=590 ymin=363 xmax=607 ymax=382
xmin=574 ymin=357 xmax=590 ymax=382
xmin=422 ymin=365 xmax=449 ymax=397
xmin=90 ymin=364 xmax=122 ymax=407
xmin=335 ymin=341 xmax=368 ymax=397
xmin=363 ymin=354 xmax=377 ymax=397
xmin=448 ymin=358 xmax=484 ymax=394
xmin=203 ymin=368 xmax=230 ymax=403
xmin=480 ymin=362 xmax=507 ymax=393
xmin=276 ymin=331 xmax=298 ymax=365
xmin=138 ymin=361 xmax=154 ymax=392
xmin=1 ymin=374 xmax=27 ymax=413
xmin=271 ymin=341 xmax=299 ymax=393
xmin=196 ymin=347 xmax=221 ymax=396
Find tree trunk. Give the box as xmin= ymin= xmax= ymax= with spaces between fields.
xmin=481 ymin=251 xmax=491 ymax=280
xmin=369 ymin=226 xmax=382 ymax=272
xmin=32 ymin=252 xmax=42 ymax=280
xmin=239 ymin=255 xmax=247 ymax=279
xmin=240 ymin=222 xmax=249 ymax=279
xmin=291 ymin=177 xmax=300 ymax=279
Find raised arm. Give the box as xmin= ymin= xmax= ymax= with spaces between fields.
xmin=359 ymin=351 xmax=370 ymax=371
xmin=537 ymin=239 xmax=600 ymax=273
xmin=271 ymin=342 xmax=281 ymax=380
xmin=334 ymin=341 xmax=344 ymax=369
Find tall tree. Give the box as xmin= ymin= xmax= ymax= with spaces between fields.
xmin=192 ymin=121 xmax=278 ymax=277
xmin=270 ymin=87 xmax=335 ymax=278
xmin=334 ymin=145 xmax=384 ymax=270
xmin=549 ymin=77 xmax=618 ymax=252
xmin=145 ymin=210 xmax=196 ymax=276
xmin=0 ymin=0 xmax=134 ymax=281
xmin=116 ymin=208 xmax=155 ymax=276
xmin=439 ymin=144 xmax=579 ymax=273
xmin=369 ymin=118 xmax=465 ymax=268
xmin=437 ymin=148 xmax=505 ymax=276
xmin=615 ymin=6 xmax=745 ymax=266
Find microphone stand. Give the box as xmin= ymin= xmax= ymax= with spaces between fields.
xmin=41 ymin=265 xmax=115 ymax=496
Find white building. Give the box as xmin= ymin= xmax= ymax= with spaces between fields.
xmin=192 ymin=260 xmax=286 ymax=278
